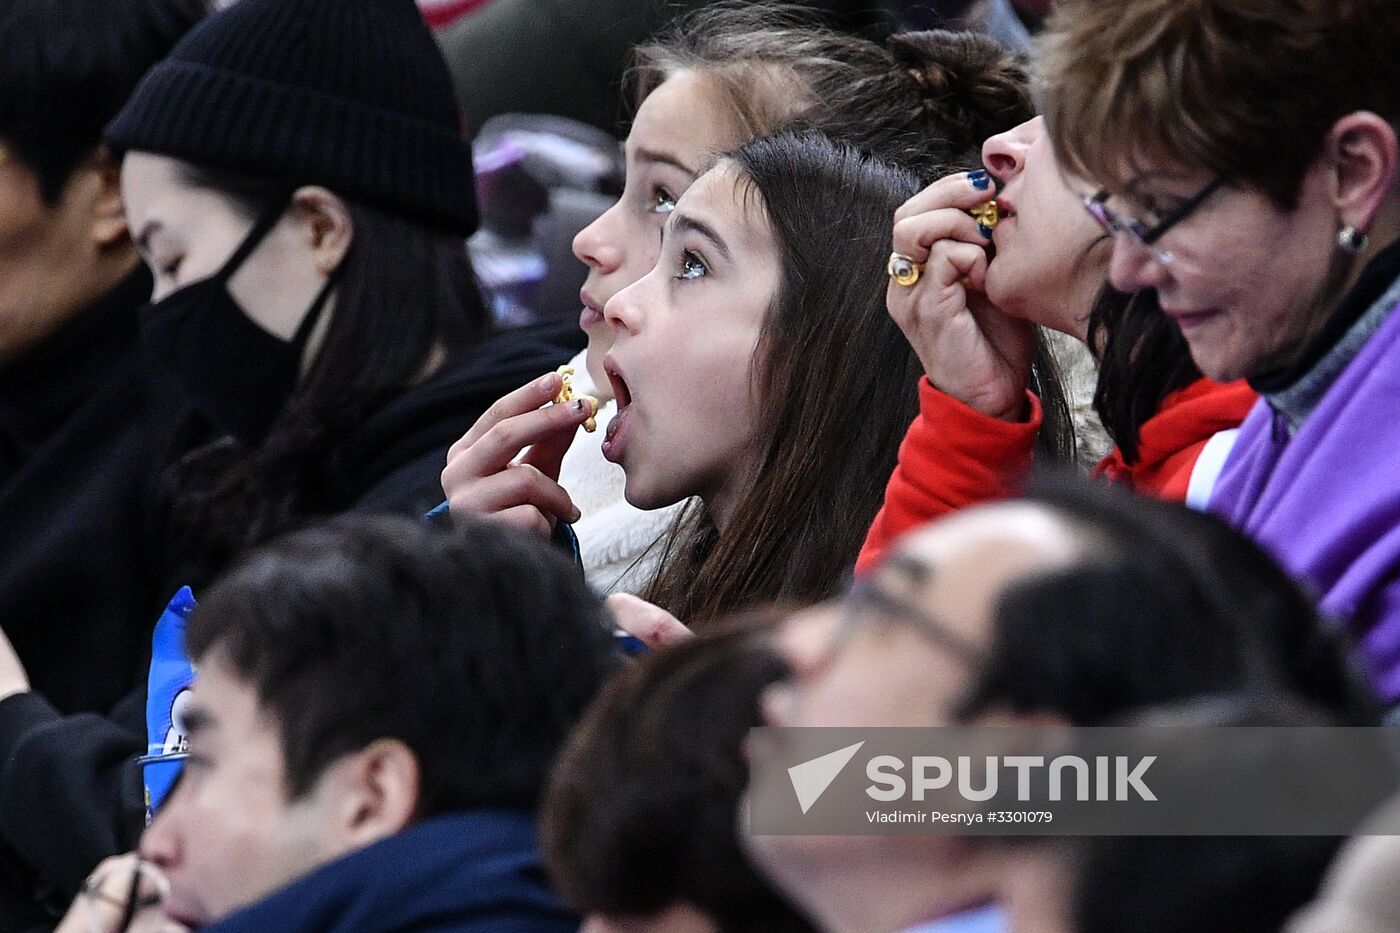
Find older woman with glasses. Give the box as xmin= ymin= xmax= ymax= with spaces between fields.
xmin=858 ymin=112 xmax=1255 ymax=572
xmin=1038 ymin=0 xmax=1400 ymax=707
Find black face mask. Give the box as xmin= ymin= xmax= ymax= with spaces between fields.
xmin=140 ymin=198 xmax=337 ymax=449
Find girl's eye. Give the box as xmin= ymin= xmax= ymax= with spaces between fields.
xmin=649 ymin=186 xmax=677 ymax=215
xmin=676 ymin=250 xmax=707 ymax=281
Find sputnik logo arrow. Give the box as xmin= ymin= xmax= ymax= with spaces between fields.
xmin=788 ymin=741 xmax=865 ymax=814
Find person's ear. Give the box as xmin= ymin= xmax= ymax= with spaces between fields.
xmin=290 ymin=185 xmax=354 ymax=278
xmin=89 ymin=150 xmax=130 ymax=249
xmin=1328 ymin=111 xmax=1399 ymax=233
xmin=336 ymin=739 xmax=420 ymax=847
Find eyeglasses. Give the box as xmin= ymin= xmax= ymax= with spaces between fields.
xmin=842 ymin=571 xmax=984 ymax=666
xmin=770 ymin=558 xmax=986 ymax=730
xmin=1082 ymin=175 xmax=1224 ymax=266
xmin=803 ymin=556 xmax=984 ymax=679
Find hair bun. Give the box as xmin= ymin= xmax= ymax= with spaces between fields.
xmin=889 ymin=30 xmax=1033 ymax=157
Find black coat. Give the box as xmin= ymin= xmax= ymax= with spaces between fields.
xmin=0 ymin=270 xmax=164 ymax=719
xmin=0 ymin=318 xmax=583 ymax=930
xmin=0 ymin=270 xmax=167 ymax=932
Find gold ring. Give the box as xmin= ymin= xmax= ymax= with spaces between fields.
xmin=888 ymin=252 xmax=922 ymax=287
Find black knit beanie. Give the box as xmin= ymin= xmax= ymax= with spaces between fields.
xmin=105 ymin=0 xmax=477 ymax=235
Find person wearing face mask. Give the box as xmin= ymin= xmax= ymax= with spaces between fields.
xmin=0 ymin=0 xmax=581 ymax=916
xmin=102 ymin=0 xmax=584 ymax=583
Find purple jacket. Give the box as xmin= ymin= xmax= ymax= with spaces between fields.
xmin=1211 ymin=290 xmax=1400 ymax=703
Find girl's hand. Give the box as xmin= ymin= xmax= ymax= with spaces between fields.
xmin=441 ymin=372 xmax=596 ymax=538
xmin=606 ymin=594 xmax=693 ymax=648
xmin=887 ymin=171 xmax=1036 ymax=421
xmin=57 ymin=854 xmax=188 ymax=933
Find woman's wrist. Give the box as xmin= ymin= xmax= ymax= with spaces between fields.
xmin=985 ymin=390 xmax=1031 ymax=423
xmin=925 ymin=375 xmax=1030 ymax=423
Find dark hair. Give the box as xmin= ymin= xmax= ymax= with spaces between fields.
xmin=1067 ymin=699 xmax=1351 ymax=933
xmin=633 ymin=6 xmax=1031 ymax=181
xmin=541 ymin=616 xmax=815 ymax=932
xmin=813 ymin=27 xmax=1073 ymax=462
xmin=632 ymin=5 xmax=1074 ymax=464
xmin=163 ymin=164 xmax=491 ymax=573
xmin=0 ymin=0 xmax=206 ymax=201
xmin=1076 ymin=832 xmax=1342 ymax=933
xmin=643 ymin=132 xmax=924 ymax=624
xmin=1087 ymin=286 xmax=1202 ymax=464
xmin=186 ymin=516 xmax=617 ymax=813
xmin=955 ymin=474 xmax=1381 ymax=725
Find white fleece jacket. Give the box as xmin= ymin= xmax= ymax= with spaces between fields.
xmin=557 ymin=351 xmax=690 ymax=595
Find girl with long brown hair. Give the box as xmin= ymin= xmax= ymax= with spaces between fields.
xmin=442 ymin=5 xmax=1071 ymax=621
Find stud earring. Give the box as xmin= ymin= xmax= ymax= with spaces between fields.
xmin=1337 ymin=225 xmax=1370 ymax=255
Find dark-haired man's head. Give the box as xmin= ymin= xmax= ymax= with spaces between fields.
xmin=542 ymin=617 xmax=816 ymax=933
xmin=1001 ymin=697 xmax=1356 ymax=933
xmin=768 ymin=476 xmax=1375 ymax=734
xmin=749 ymin=477 xmax=1377 ymax=933
xmin=140 ymin=516 xmax=617 ymax=928
xmin=0 ymin=0 xmax=205 ymax=362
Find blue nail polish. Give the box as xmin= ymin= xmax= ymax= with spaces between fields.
xmin=971 ymin=175 xmax=991 ymax=191
xmin=978 ymin=222 xmax=994 ymax=239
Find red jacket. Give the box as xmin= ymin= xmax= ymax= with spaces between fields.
xmin=856 ymin=377 xmax=1257 ymax=574
xmin=419 ymin=0 xmax=493 ymax=29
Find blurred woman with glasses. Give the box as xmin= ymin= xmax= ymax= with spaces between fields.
xmin=1039 ymin=0 xmax=1400 ymax=707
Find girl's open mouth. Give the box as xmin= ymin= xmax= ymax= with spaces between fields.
xmin=601 ymin=358 xmax=633 ymax=463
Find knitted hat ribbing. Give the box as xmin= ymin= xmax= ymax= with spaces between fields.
xmin=105 ymin=0 xmax=477 ymax=235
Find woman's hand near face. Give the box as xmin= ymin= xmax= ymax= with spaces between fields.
xmin=441 ymin=372 xmax=596 ymax=538
xmin=888 ymin=172 xmax=1036 ymax=421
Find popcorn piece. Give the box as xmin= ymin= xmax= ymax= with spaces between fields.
xmin=969 ymin=199 xmax=1000 ymax=229
xmin=554 ymin=365 xmax=599 ymax=432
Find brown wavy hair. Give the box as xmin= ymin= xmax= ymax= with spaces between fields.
xmin=1040 ymin=0 xmax=1400 ymax=208
xmin=632 ymin=2 xmax=1033 ymax=183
